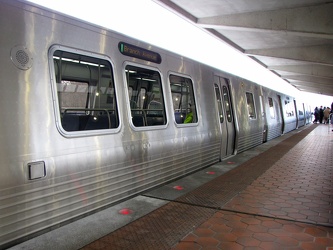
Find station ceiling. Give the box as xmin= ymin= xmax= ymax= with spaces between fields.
xmin=153 ymin=0 xmax=333 ymax=96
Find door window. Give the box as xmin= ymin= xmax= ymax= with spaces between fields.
xmin=214 ymin=84 xmax=224 ymax=123
xmin=223 ymin=86 xmax=233 ymax=122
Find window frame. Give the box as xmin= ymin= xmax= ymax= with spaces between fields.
xmin=123 ymin=62 xmax=168 ymax=131
xmin=268 ymin=97 xmax=275 ymax=119
xmin=245 ymin=92 xmax=257 ymax=120
xmin=168 ymin=72 xmax=199 ymax=127
xmin=284 ymin=99 xmax=295 ymax=117
xmin=49 ymin=45 xmax=121 ymax=137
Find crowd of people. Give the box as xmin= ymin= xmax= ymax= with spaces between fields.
xmin=313 ymin=102 xmax=333 ymax=131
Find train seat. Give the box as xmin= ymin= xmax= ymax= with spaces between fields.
xmin=174 ymin=112 xmax=185 ymax=124
xmin=61 ymin=114 xmax=80 ymax=131
xmin=84 ymin=115 xmax=111 ymax=130
xmin=146 ymin=115 xmax=165 ymax=126
xmin=132 ymin=114 xmax=145 ymax=127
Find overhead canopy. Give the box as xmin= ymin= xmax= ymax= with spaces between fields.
xmin=154 ymin=0 xmax=333 ymax=96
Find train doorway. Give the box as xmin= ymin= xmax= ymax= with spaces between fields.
xmin=214 ymin=76 xmax=236 ymax=159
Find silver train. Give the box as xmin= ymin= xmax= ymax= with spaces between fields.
xmin=0 ymin=0 xmax=311 ymax=248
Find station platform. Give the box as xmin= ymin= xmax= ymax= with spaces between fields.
xmin=9 ymin=124 xmax=333 ymax=250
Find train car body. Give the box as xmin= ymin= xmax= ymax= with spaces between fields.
xmin=0 ymin=1 xmax=306 ymax=248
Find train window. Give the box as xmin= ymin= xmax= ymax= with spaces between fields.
xmin=125 ymin=65 xmax=167 ymax=127
xmin=169 ymin=74 xmax=197 ymax=124
xmin=52 ymin=49 xmax=119 ymax=132
xmin=284 ymin=100 xmax=295 ymax=117
xmin=268 ymin=97 xmax=275 ymax=119
xmin=246 ymin=92 xmax=256 ymax=119
xmin=214 ymin=84 xmax=224 ymax=123
xmin=223 ymin=86 xmax=233 ymax=122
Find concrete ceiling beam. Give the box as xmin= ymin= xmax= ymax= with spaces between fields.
xmin=245 ymin=45 xmax=333 ymax=66
xmin=268 ymin=64 xmax=333 ymax=78
xmin=197 ymin=3 xmax=333 ymax=39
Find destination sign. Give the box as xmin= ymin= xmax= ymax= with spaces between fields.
xmin=118 ymin=42 xmax=161 ymax=64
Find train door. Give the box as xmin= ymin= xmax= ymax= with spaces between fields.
xmin=259 ymin=92 xmax=268 ymax=142
xmin=277 ymin=95 xmax=285 ymax=133
xmin=214 ymin=76 xmax=236 ymax=159
xmin=294 ymin=100 xmax=299 ymax=128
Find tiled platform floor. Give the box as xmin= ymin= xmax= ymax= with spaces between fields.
xmin=172 ymin=124 xmax=333 ymax=249
xmin=81 ymin=124 xmax=333 ymax=250
xmin=224 ymin=128 xmax=332 ymax=225
xmin=174 ymin=210 xmax=333 ymax=250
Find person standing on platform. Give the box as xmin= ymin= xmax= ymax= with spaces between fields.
xmin=313 ymin=107 xmax=319 ymax=123
xmin=323 ymin=107 xmax=331 ymax=124
xmin=319 ymin=106 xmax=324 ymax=123
xmin=331 ymin=102 xmax=333 ymax=131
